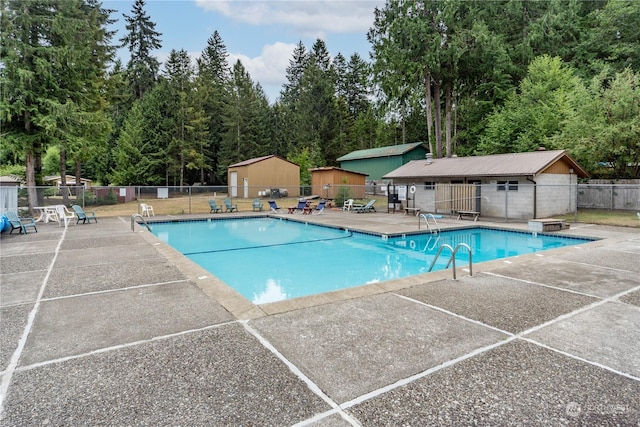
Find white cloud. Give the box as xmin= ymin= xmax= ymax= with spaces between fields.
xmin=195 ymin=0 xmax=384 ymax=37
xmin=229 ymin=41 xmax=296 ymax=101
xmin=229 ymin=42 xmax=294 ymax=84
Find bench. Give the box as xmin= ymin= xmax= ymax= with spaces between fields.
xmin=528 ymin=219 xmax=570 ymax=232
xmin=457 ymin=210 xmax=480 ymax=221
xmin=404 ymin=207 xmax=420 ymax=216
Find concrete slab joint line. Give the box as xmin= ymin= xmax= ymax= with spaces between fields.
xmin=1 ymin=215 xmax=639 ymax=424
xmin=241 ymin=321 xmax=362 ymax=427
xmin=0 ymin=227 xmax=68 ymax=417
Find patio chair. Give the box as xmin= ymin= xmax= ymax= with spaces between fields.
xmin=353 ymin=199 xmax=376 ymax=213
xmin=268 ymin=200 xmax=283 ymax=213
xmin=311 ymin=200 xmax=326 ymax=215
xmin=208 ymin=199 xmax=222 ymax=213
xmin=71 ymin=205 xmax=97 ymax=224
xmin=224 ymin=198 xmax=238 ymax=212
xmin=140 ymin=203 xmax=155 ymax=217
xmin=252 ymin=198 xmax=263 ymax=211
xmin=3 ymin=211 xmax=38 ymax=234
xmin=343 ymin=199 xmax=354 ymax=211
xmin=288 ymin=199 xmax=307 ymax=214
xmin=55 ymin=205 xmax=76 ymax=227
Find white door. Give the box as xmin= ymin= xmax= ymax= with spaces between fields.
xmin=243 ymin=178 xmax=249 ymax=199
xmin=230 ymin=172 xmax=238 ymax=197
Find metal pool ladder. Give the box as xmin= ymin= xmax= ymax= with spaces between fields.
xmin=428 ymin=243 xmax=473 ymax=279
xmin=418 ymin=213 xmax=441 ymax=234
xmin=131 ymin=213 xmax=151 ymax=232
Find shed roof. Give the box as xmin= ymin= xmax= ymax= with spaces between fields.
xmin=43 ymin=175 xmax=92 ymax=183
xmin=336 ymin=142 xmax=427 ymax=162
xmin=0 ymin=175 xmax=21 ymax=186
xmin=229 ymin=155 xmax=298 ymax=168
xmin=309 ymin=166 xmax=368 ymax=176
xmin=383 ymin=150 xmax=589 ymax=179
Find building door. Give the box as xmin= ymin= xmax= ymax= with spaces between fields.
xmin=243 ymin=178 xmax=249 ymax=198
xmin=230 ymin=172 xmax=238 ymax=197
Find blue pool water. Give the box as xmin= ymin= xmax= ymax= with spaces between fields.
xmin=151 ymin=217 xmax=593 ymax=304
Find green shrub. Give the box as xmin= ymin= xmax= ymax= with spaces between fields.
xmin=104 ymin=189 xmax=118 ymax=205
xmin=335 ymin=186 xmax=352 ymax=207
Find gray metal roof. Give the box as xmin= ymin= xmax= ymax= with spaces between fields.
xmin=383 ymin=150 xmax=589 ymax=179
xmin=336 ymin=142 xmax=427 ymax=162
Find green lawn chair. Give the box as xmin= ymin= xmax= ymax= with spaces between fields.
xmin=72 ymin=205 xmax=97 ymax=224
xmin=4 ymin=211 xmax=38 ymax=234
xmin=353 ymin=199 xmax=377 ymax=213
xmin=209 ymin=199 xmax=222 ymax=213
xmin=224 ymin=198 xmax=238 ymax=212
xmin=252 ymin=198 xmax=263 ymax=211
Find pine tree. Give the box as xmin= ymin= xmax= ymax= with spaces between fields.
xmin=1 ymin=0 xmax=113 ymax=210
xmin=195 ymin=31 xmax=230 ymax=184
xmin=120 ymin=0 xmax=162 ymax=100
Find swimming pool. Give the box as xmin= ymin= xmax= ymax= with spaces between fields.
xmin=151 ymin=217 xmax=593 ymax=304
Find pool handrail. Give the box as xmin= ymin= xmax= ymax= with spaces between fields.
xmin=131 ymin=213 xmax=151 ymax=232
xmin=419 ymin=213 xmax=440 ymax=234
xmin=428 ymin=243 xmax=472 ymax=279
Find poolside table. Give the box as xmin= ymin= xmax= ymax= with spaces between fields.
xmin=33 ymin=206 xmax=59 ymax=223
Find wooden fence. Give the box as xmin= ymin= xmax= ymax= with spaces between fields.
xmin=435 ymin=183 xmax=478 ymax=213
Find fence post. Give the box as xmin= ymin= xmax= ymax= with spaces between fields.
xmin=504 ymin=186 xmax=509 ymax=222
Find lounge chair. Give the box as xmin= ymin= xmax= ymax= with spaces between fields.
xmin=209 ymin=199 xmax=222 ymax=213
xmin=72 ymin=205 xmax=97 ymax=224
xmin=311 ymin=200 xmax=326 ymax=215
xmin=224 ymin=198 xmax=238 ymax=212
xmin=288 ymin=199 xmax=307 ymax=214
xmin=268 ymin=200 xmax=283 ymax=213
xmin=4 ymin=211 xmax=38 ymax=234
xmin=140 ymin=203 xmax=155 ymax=217
xmin=55 ymin=205 xmax=76 ymax=227
xmin=252 ymin=198 xmax=263 ymax=211
xmin=353 ymin=199 xmax=376 ymax=213
xmin=343 ymin=199 xmax=354 ymax=211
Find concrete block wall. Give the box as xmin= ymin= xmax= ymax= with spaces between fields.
xmin=536 ymin=174 xmax=574 ymax=217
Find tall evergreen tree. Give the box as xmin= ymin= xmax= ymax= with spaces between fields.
xmin=1 ymin=0 xmax=113 ymax=210
xmin=195 ymin=31 xmax=230 ymax=184
xmin=277 ymin=41 xmax=309 ymax=156
xmin=218 ymin=60 xmax=271 ymax=181
xmin=120 ymin=0 xmax=162 ymax=100
xmin=164 ymin=49 xmax=209 ymax=187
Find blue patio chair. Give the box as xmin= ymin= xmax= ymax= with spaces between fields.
xmin=289 ymin=199 xmax=307 ymax=214
xmin=268 ymin=200 xmax=283 ymax=213
xmin=224 ymin=198 xmax=238 ymax=212
xmin=209 ymin=199 xmax=222 ymax=213
xmin=311 ymin=200 xmax=326 ymax=215
xmin=72 ymin=205 xmax=97 ymax=224
xmin=4 ymin=211 xmax=38 ymax=234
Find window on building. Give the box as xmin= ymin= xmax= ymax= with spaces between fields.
xmin=424 ymin=181 xmax=435 ymax=190
xmin=497 ymin=181 xmax=518 ymax=191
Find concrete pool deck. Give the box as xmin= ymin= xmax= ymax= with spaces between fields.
xmin=1 ymin=210 xmax=639 ymax=425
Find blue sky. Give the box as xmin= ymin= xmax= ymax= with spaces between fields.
xmin=104 ymin=0 xmax=385 ymax=102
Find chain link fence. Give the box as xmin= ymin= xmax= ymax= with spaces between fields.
xmin=4 ymin=182 xmax=639 ymax=219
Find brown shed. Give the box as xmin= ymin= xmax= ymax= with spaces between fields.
xmin=228 ymin=155 xmax=300 ymax=198
xmin=310 ymin=167 xmax=367 ymax=200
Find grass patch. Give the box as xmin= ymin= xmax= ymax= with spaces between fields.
xmin=558 ymin=209 xmax=640 ymax=228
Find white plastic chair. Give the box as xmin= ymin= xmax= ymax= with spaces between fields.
xmin=55 ymin=205 xmax=76 ymax=227
xmin=141 ymin=203 xmax=155 ymax=217
xmin=343 ymin=199 xmax=354 ymax=211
